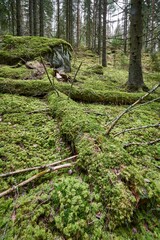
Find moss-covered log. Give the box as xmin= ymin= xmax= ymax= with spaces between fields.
xmin=0 ymin=77 xmax=159 ymax=104
xmin=48 ymin=92 xmax=160 ymax=230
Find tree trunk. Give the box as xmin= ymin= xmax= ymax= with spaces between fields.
xmin=57 ymin=0 xmax=60 ymax=38
xmin=102 ymin=0 xmax=107 ymax=67
xmin=76 ymin=0 xmax=81 ymax=48
xmin=29 ymin=0 xmax=33 ymax=35
xmin=10 ymin=0 xmax=16 ymax=35
xmin=126 ymin=0 xmax=147 ymax=91
xmin=16 ymin=0 xmax=23 ymax=35
xmin=98 ymin=0 xmax=102 ymax=56
xmin=33 ymin=0 xmax=38 ymax=36
xmin=123 ymin=0 xmax=128 ymax=55
xmin=39 ymin=0 xmax=44 ymax=36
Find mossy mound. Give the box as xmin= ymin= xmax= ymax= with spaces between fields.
xmin=0 ymin=35 xmax=72 ymax=65
xmin=0 ymin=77 xmax=159 ymax=104
xmin=48 ymin=92 xmax=160 ymax=232
xmin=0 ymin=65 xmax=34 ymax=79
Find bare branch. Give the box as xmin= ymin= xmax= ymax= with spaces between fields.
xmin=40 ymin=56 xmax=59 ymax=96
xmin=68 ymin=62 xmax=82 ymax=99
xmin=133 ymin=97 xmax=160 ymax=109
xmin=114 ymin=123 xmax=160 ymax=137
xmin=0 ymin=155 xmax=77 ymax=178
xmin=124 ymin=138 xmax=160 ymax=148
xmin=0 ymin=163 xmax=74 ymax=198
xmin=106 ymin=83 xmax=160 ymax=136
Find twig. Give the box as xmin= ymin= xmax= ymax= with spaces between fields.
xmin=106 ymin=83 xmax=160 ymax=136
xmin=114 ymin=123 xmax=160 ymax=137
xmin=0 ymin=163 xmax=74 ymax=198
xmin=68 ymin=62 xmax=82 ymax=99
xmin=133 ymin=97 xmax=160 ymax=109
xmin=40 ymin=56 xmax=59 ymax=96
xmin=1 ymin=108 xmax=50 ymax=116
xmin=124 ymin=138 xmax=160 ymax=148
xmin=0 ymin=155 xmax=77 ymax=177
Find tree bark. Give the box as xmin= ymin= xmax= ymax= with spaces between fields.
xmin=16 ymin=0 xmax=23 ymax=35
xmin=76 ymin=0 xmax=81 ymax=48
xmin=57 ymin=0 xmax=60 ymax=38
xmin=123 ymin=0 xmax=128 ymax=55
xmin=102 ymin=0 xmax=107 ymax=67
xmin=39 ymin=0 xmax=44 ymax=36
xmin=126 ymin=0 xmax=147 ymax=91
xmin=98 ymin=0 xmax=102 ymax=56
xmin=10 ymin=0 xmax=16 ymax=35
xmin=29 ymin=0 xmax=33 ymax=35
xmin=33 ymin=0 xmax=38 ymax=36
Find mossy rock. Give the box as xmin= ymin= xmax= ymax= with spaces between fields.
xmin=0 ymin=35 xmax=72 ymax=72
xmin=88 ymin=64 xmax=103 ymax=75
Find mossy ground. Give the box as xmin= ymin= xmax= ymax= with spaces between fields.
xmin=0 ymin=47 xmax=160 ymax=239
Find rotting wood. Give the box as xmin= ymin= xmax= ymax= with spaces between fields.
xmin=0 ymin=163 xmax=74 ymax=198
xmin=0 ymin=155 xmax=77 ymax=178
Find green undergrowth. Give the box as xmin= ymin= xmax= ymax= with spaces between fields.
xmin=48 ymin=92 xmax=160 ymax=236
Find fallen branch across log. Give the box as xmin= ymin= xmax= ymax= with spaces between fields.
xmin=106 ymin=83 xmax=160 ymax=136
xmin=0 ymin=155 xmax=77 ymax=178
xmin=0 ymin=163 xmax=74 ymax=198
xmin=114 ymin=123 xmax=160 ymax=137
xmin=123 ymin=138 xmax=160 ymax=148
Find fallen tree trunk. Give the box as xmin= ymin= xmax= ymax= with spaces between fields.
xmin=48 ymin=92 xmax=160 ymax=230
xmin=0 ymin=78 xmax=159 ymax=105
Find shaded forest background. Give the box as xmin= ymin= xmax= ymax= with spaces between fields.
xmin=0 ymin=0 xmax=160 ymax=55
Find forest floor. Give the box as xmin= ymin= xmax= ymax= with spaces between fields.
xmin=0 ymin=49 xmax=160 ymax=239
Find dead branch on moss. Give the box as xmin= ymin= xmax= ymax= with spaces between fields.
xmin=0 ymin=163 xmax=74 ymax=198
xmin=114 ymin=123 xmax=160 ymax=137
xmin=123 ymin=138 xmax=160 ymax=148
xmin=133 ymin=96 xmax=160 ymax=109
xmin=106 ymin=83 xmax=160 ymax=136
xmin=40 ymin=56 xmax=59 ymax=96
xmin=1 ymin=108 xmax=50 ymax=116
xmin=0 ymin=155 xmax=77 ymax=178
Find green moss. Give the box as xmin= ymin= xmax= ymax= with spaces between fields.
xmin=48 ymin=92 xmax=160 ymax=231
xmin=0 ymin=77 xmax=52 ymax=96
xmin=0 ymin=94 xmax=70 ymax=193
xmin=0 ymin=47 xmax=160 ymax=239
xmin=0 ymin=65 xmax=34 ymax=79
xmin=0 ymin=77 xmax=158 ymax=104
xmin=0 ymin=35 xmax=72 ymax=65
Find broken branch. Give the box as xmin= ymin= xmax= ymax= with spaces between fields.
xmin=106 ymin=83 xmax=160 ymax=136
xmin=114 ymin=123 xmax=160 ymax=137
xmin=68 ymin=62 xmax=82 ymax=98
xmin=0 ymin=163 xmax=74 ymax=198
xmin=0 ymin=155 xmax=77 ymax=177
xmin=40 ymin=56 xmax=59 ymax=96
xmin=123 ymin=138 xmax=160 ymax=148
